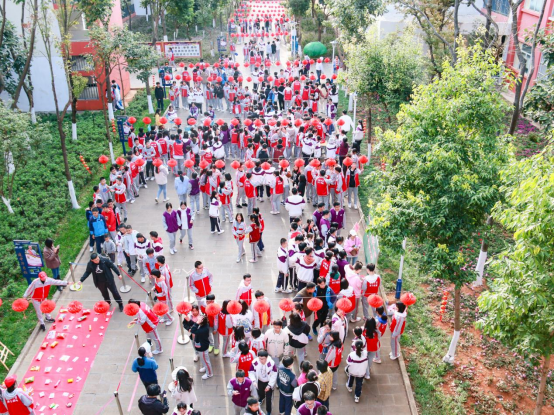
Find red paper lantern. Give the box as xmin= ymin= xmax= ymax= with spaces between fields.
xmin=68 ymin=300 xmax=83 ymax=314
xmin=244 ymin=119 xmax=253 ymax=126
xmin=278 ymin=298 xmax=294 ymax=312
xmin=40 ymin=300 xmax=56 ymax=314
xmin=367 ymin=294 xmax=384 ymax=308
xmin=332 ymin=74 xmax=337 ymax=80
xmin=324 ymin=57 xmax=331 ymax=63
xmin=214 ymin=62 xmax=220 ymax=68
xmin=230 ymin=118 xmax=240 ymax=126
xmin=294 ymin=119 xmax=303 ymax=127
xmin=358 ymin=155 xmax=369 ymax=164
xmin=343 ymin=157 xmax=353 ymax=167
xmin=244 ymin=160 xmax=255 ymax=169
xmin=254 ymin=119 xmax=264 ymax=127
xmin=324 ymin=118 xmax=333 ymax=126
xmin=12 ymin=298 xmax=29 ymax=313
xmin=227 ymin=300 xmax=242 ymax=315
xmin=124 ymin=304 xmax=139 ymax=317
xmin=279 ymin=159 xmax=289 ymax=168
xmin=310 ymin=159 xmax=321 ymax=167
xmin=261 ymin=162 xmax=271 ymax=170
xmin=176 ymin=301 xmax=192 ymax=315
xmin=184 ymin=159 xmax=195 ymax=168
xmin=168 ymin=159 xmax=177 ymax=168
xmin=337 ymin=119 xmax=345 ymax=126
xmin=275 ymin=61 xmax=281 ymax=66
xmin=135 ymin=158 xmax=145 ymax=167
xmin=267 ymin=76 xmax=274 ymax=82
xmin=184 ymin=76 xmax=192 ymax=82
xmin=164 ymin=75 xmax=171 ymax=81
xmin=94 ymin=301 xmax=110 ymax=314
xmin=216 ymin=76 xmax=223 ymax=83
xmin=288 ymin=76 xmax=294 ymax=83
xmin=175 ymin=74 xmax=182 ymax=81
xmin=311 ymin=118 xmax=320 ymax=126
xmin=400 ymin=292 xmax=417 ymax=306
xmin=254 ymin=300 xmax=270 ymax=314
xmin=98 ymin=155 xmax=109 ymax=168
xmin=238 ymin=76 xmax=244 ymax=83
xmin=153 ymin=302 xmax=169 ymax=316
xmin=268 ymin=119 xmax=277 ymax=127
xmin=116 ymin=157 xmax=126 ymax=166
xmin=320 ymin=74 xmax=327 ymax=80
xmin=174 ymin=117 xmax=182 ymax=126
xmin=281 ymin=118 xmax=289 ymax=126
xmin=294 ymin=159 xmax=305 ymax=168
xmin=153 ymin=159 xmax=163 ymax=167
xmin=310 ymin=74 xmax=316 ymax=81
xmin=142 ymin=117 xmax=151 ymax=125
xmin=336 ymin=298 xmax=352 ymax=312
xmin=246 ymin=76 xmax=252 ymax=82
xmin=179 ymin=62 xmax=185 ymax=68
xmin=231 ymin=160 xmax=241 ymax=169
xmin=159 ymin=116 xmax=168 ymax=125
xmin=307 ymin=298 xmax=323 ymax=312
xmin=199 ymin=160 xmax=209 ymax=169
xmin=216 ymin=118 xmax=225 ymax=126
xmin=128 ymin=116 xmax=137 ymax=124
xmin=188 ymin=118 xmax=197 ymax=126
xmin=310 ymin=59 xmax=315 ymax=64
xmin=258 ymin=76 xmax=264 ymax=82
xmin=206 ymin=303 xmax=222 ymax=316
xmin=228 ymin=76 xmax=235 ymax=82
xmin=196 ymin=76 xmax=203 ymax=82
xmin=326 ymin=158 xmax=337 ymax=167
xmin=203 ymin=118 xmax=212 ymax=127
xmin=215 ymin=160 xmax=226 ymax=169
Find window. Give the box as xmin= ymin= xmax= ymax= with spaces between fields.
xmin=78 ymin=76 xmax=99 ymax=100
xmin=490 ymin=0 xmax=510 ymax=15
xmin=537 ymin=55 xmax=548 ymax=79
xmin=513 ymin=43 xmax=533 ymax=74
xmin=70 ymin=55 xmax=92 ymax=71
xmin=524 ymin=0 xmax=545 ymax=12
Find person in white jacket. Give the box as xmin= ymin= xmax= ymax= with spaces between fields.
xmin=264 ymin=321 xmax=288 ymax=366
xmin=123 ymin=224 xmax=138 ymax=275
xmin=284 ymin=187 xmax=306 ymax=222
xmin=346 ymin=340 xmax=369 ymax=402
xmin=248 ymin=350 xmax=278 ymax=415
xmin=276 ymin=238 xmax=290 ymax=293
xmin=154 ymin=163 xmax=169 ymax=203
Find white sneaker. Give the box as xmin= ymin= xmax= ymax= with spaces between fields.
xmin=373 ymin=358 xmax=382 ymax=364
xmin=152 ymin=349 xmax=163 ymax=355
xmin=274 ymin=287 xmax=282 ymax=293
xmin=355 ymin=396 xmax=360 ymax=403
xmin=354 ymin=205 xmax=358 ymax=209
xmin=364 ymin=374 xmax=370 ymax=379
xmin=211 ymin=231 xmax=215 ymax=234
xmin=194 ymin=355 xmax=199 ymax=362
xmin=346 ymin=383 xmax=352 ymax=392
xmin=144 ymin=184 xmax=148 ymax=189
xmin=155 ymin=198 xmax=158 ymax=203
xmin=348 ymin=204 xmax=352 ymax=208
xmin=218 ymin=230 xmax=225 ymax=234
xmin=130 ymin=200 xmax=135 ymax=204
xmin=285 ymin=288 xmax=293 ymax=294
xmin=89 ymin=247 xmax=94 ymax=252
xmin=141 ymin=276 xmax=145 ymax=283
xmin=163 ymin=198 xmax=169 ymax=202
xmin=236 ymin=258 xmax=241 ymax=263
xmin=201 ymin=373 xmax=213 ymax=380
xmin=170 ymin=249 xmax=174 ymax=255
xmin=165 ymin=319 xmax=174 ymax=326
xmin=199 ymin=367 xmax=206 ymax=373
xmin=222 ymin=353 xmax=232 ymax=358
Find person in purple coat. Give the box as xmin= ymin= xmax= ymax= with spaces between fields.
xmin=297 ymin=391 xmax=322 ymax=415
xmin=189 ymin=172 xmax=201 ymax=213
xmin=227 ymin=370 xmax=257 ymax=415
xmin=162 ymin=202 xmax=181 ymax=255
xmin=330 ymin=202 xmax=345 ymax=235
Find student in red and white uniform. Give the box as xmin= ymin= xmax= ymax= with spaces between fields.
xmin=169 ymin=83 xmax=177 ymax=109
xmin=283 ymin=84 xmax=293 ymax=111
xmin=109 ymin=176 xmax=128 ymax=222
xmin=373 ymin=307 xmax=388 ymax=363
xmin=390 ymin=302 xmax=407 ymax=360
xmin=188 ymin=261 xmax=213 ymax=307
xmin=232 ymin=341 xmax=256 ymax=376
xmin=244 ymin=173 xmax=256 ymax=216
xmin=315 ymin=169 xmax=332 ymax=210
xmin=363 ymin=317 xmax=381 ymax=378
xmin=2 ymin=376 xmax=34 ymax=415
xmin=268 ymin=170 xmax=284 ymax=215
xmin=152 ymin=270 xmax=174 ymax=325
xmin=332 ymin=165 xmax=347 ymax=208
xmin=252 ymin=290 xmax=272 ymax=331
xmin=232 ymin=213 xmax=247 ymax=263
xmin=324 ymin=330 xmax=344 ymax=390
xmin=180 ymin=81 xmax=189 ymax=109
xmin=129 ymin=299 xmax=163 ymax=354
xmin=361 ymin=263 xmax=381 ymax=319
xmin=23 ymin=271 xmax=68 ymax=331
xmin=236 ymin=274 xmax=253 ymax=306
xmin=218 ymin=300 xmax=234 ymax=358
xmin=235 ymin=164 xmax=247 ymax=208
xmin=245 ymin=214 xmax=262 ymax=263
xmin=346 ymin=164 xmax=362 ymax=209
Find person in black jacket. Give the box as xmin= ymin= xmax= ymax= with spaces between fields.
xmin=138 ymin=384 xmax=169 ymax=415
xmin=77 ymin=253 xmax=124 ymax=311
xmin=284 ymin=312 xmax=310 ymax=364
xmin=154 ymin=82 xmax=164 ymax=111
xmin=188 ymin=315 xmax=213 ymax=379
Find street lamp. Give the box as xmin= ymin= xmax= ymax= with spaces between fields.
xmin=330 ymin=40 xmax=337 ymax=63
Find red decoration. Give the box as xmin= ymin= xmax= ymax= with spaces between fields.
xmin=142 ymin=116 xmax=152 ymax=125
xmin=135 ymin=158 xmax=145 ymax=167
xmin=164 ymin=75 xmax=171 ymax=81
xmin=228 ymin=76 xmax=235 ymax=83
xmin=12 ymin=298 xmax=29 ymax=313
xmin=367 ymin=294 xmax=384 ymax=308
xmin=203 ymin=118 xmax=212 ymax=127
xmin=206 ymin=303 xmax=222 ymax=316
xmin=199 ymin=160 xmax=209 ymax=169
xmin=332 ymin=74 xmax=337 ymax=80
xmin=153 ymin=159 xmax=163 ymax=167
xmin=278 ymin=298 xmax=294 ymax=312
xmin=310 ymin=74 xmax=316 ymax=81
xmin=325 ymin=158 xmax=337 ymax=167
xmin=175 ymin=74 xmax=182 ymax=81
xmin=337 ymin=119 xmax=345 ymax=126
xmin=245 ymin=160 xmax=256 ymax=169
xmin=342 ymin=157 xmax=354 ymax=167
xmin=267 ymin=76 xmax=274 ymax=82
xmin=227 ymin=300 xmax=242 ymax=315
xmin=116 ymin=157 xmax=126 ymax=166
xmin=281 ymin=118 xmax=289 ymax=126
xmin=94 ymin=301 xmax=110 ymax=314
xmin=294 ymin=159 xmax=305 ymax=168
xmin=216 ymin=118 xmax=225 ymax=126
xmin=176 ymin=301 xmax=192 ymax=315
xmin=324 ymin=118 xmax=333 ymax=126
xmin=188 ymin=118 xmax=197 ymax=126
xmin=128 ymin=116 xmax=137 ymax=124
xmin=230 ymin=118 xmax=240 ymax=126
xmin=294 ymin=119 xmax=302 ymax=127
xmin=336 ymin=298 xmax=352 ymax=312
xmin=158 ymin=117 xmax=167 ymax=125
xmin=244 ymin=119 xmax=253 ymax=127
xmin=400 ymin=292 xmax=417 ymax=306
xmin=324 ymin=57 xmax=331 ymax=63
xmin=124 ymin=303 xmax=139 ymax=316
xmin=261 ymin=162 xmax=271 ymax=170
xmin=231 ymin=160 xmax=241 ymax=169
xmin=153 ymin=302 xmax=169 ymax=316
xmin=40 ymin=300 xmax=56 ymax=314
xmin=68 ymin=300 xmax=83 ymax=314
xmin=358 ymin=155 xmax=369 ymax=164
xmin=184 ymin=159 xmax=195 ymax=168
xmin=98 ymin=155 xmax=109 ymax=169
xmin=246 ymin=76 xmax=253 ymax=82
xmin=254 ymin=119 xmax=264 ymax=127
xmin=174 ymin=118 xmax=183 ymax=126
xmin=215 ymin=160 xmax=226 ymax=169
xmin=307 ymin=298 xmax=323 ymax=312
xmin=258 ymin=76 xmax=264 ymax=82
xmin=279 ymin=159 xmax=289 ymax=168
xmin=168 ymin=159 xmax=177 ymax=168
xmin=310 ymin=159 xmax=321 ymax=167
xmin=320 ymin=74 xmax=327 ymax=80
xmin=254 ymin=300 xmax=270 ymax=314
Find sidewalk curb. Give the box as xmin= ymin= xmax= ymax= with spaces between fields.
xmin=7 ymin=238 xmax=91 ymax=378
xmin=356 ymin=205 xmax=419 ymax=415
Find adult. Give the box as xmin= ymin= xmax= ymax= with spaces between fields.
xmin=2 ymin=376 xmax=34 ymax=415
xmin=337 ymin=110 xmax=355 ymax=133
xmin=77 ymin=253 xmax=123 ymax=312
xmin=138 ymin=384 xmax=169 ymax=415
xmin=293 ymin=282 xmax=317 ymax=320
xmin=188 ymin=261 xmax=213 ymax=307
xmin=170 ymin=367 xmax=198 ymax=409
xmin=344 ymin=231 xmax=362 ymax=265
xmin=154 ymin=82 xmax=164 ymax=111
xmin=43 ymin=238 xmax=61 ymax=288
xmin=24 ymin=271 xmax=68 ymax=331
xmin=132 ymin=346 xmax=159 ymax=390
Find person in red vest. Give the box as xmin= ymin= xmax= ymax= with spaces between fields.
xmin=2 ymin=376 xmax=34 ymax=415
xmin=232 ymin=341 xmax=256 ymax=376
xmin=269 ymin=170 xmax=284 ymax=215
xmin=236 ymin=274 xmax=253 ymax=306
xmin=244 ymin=173 xmax=257 ymax=215
xmin=129 ymin=299 xmax=163 ymax=354
xmin=188 ymin=261 xmax=213 ymax=307
xmin=361 ymin=263 xmax=381 ymax=319
xmin=390 ymin=302 xmax=407 ymax=360
xmin=152 ymin=270 xmax=174 ymax=326
xmin=246 ymin=215 xmax=262 ymax=263
xmin=345 ymin=164 xmax=361 ymax=210
xmin=24 ymin=271 xmax=68 ymax=331
xmin=324 ymin=330 xmax=344 ymax=390
xmin=315 ymin=170 xmax=332 ymax=210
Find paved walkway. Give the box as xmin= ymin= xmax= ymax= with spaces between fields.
xmin=14 ymin=45 xmax=412 ymax=416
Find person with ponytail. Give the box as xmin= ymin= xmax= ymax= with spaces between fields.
xmin=170 ymin=367 xmax=197 ymax=410
xmin=345 ymin=339 xmax=369 ymax=403
xmin=132 ymin=346 xmax=159 ymax=390
xmin=363 ymin=318 xmax=380 ymax=378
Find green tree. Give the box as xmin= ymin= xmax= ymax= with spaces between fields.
xmin=0 ymin=21 xmax=26 ymax=98
xmin=287 ymin=0 xmax=310 ymax=43
xmin=477 ymin=145 xmax=554 ymax=415
xmin=325 ymin=0 xmax=384 ymax=43
xmin=367 ymin=44 xmax=511 ymax=364
xmin=0 ymin=103 xmax=49 ymax=213
xmin=342 ymin=27 xmax=424 ymax=140
xmin=166 ymin=0 xmax=195 ymax=39
xmin=77 ymin=0 xmax=114 ymax=27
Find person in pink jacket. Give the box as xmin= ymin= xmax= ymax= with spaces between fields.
xmin=344 ymin=230 xmax=362 ymax=265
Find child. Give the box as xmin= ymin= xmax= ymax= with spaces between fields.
xmin=144 ymin=248 xmax=157 ymax=286
xmin=218 ymin=300 xmax=234 ymax=358
xmin=390 ymin=302 xmax=407 ymax=360
xmin=156 ymin=256 xmax=174 ymax=311
xmin=252 ymin=290 xmax=271 ymax=330
xmin=253 ymin=207 xmax=265 ymax=252
xmin=236 ymin=274 xmax=253 ymax=306
xmin=250 ymin=328 xmax=265 ymax=355
xmin=345 ymin=340 xmax=368 ymax=402
xmin=328 ymin=265 xmax=341 ymax=301
xmin=135 ymin=233 xmax=152 ymax=284
xmin=363 ymin=318 xmax=380 ymax=378
xmin=178 ymin=201 xmax=195 ymax=250
xmin=276 ymin=238 xmax=290 ymax=293
xmin=246 ymin=215 xmax=262 ymax=263
xmin=373 ymin=306 xmax=388 ymax=364
xmin=149 ymin=231 xmax=164 ymax=254
xmin=324 ymin=331 xmax=343 ymax=390
xmin=337 ymin=278 xmax=356 ymax=322
xmin=86 ymin=202 xmax=94 ymax=252
xmin=361 ymin=263 xmax=381 ymax=319
xmin=317 ymin=319 xmax=332 ymax=360
xmin=330 ymin=201 xmax=345 ymax=234
xmin=115 ymin=224 xmax=126 ymax=266
xmin=152 ymin=270 xmax=174 ymax=325
xmin=101 ymin=233 xmax=116 ymax=263
xmin=201 ymin=294 xmax=219 ymax=355
xmin=277 ymin=356 xmax=297 ymax=415
xmin=232 ymin=341 xmax=256 ymax=376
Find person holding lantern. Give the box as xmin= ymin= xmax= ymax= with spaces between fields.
xmin=128 ymin=299 xmax=163 ymax=355
xmin=24 ymin=271 xmax=68 ymax=331
xmin=390 ymin=302 xmax=407 ymax=360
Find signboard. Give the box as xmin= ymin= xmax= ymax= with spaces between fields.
xmin=116 ymin=115 xmax=129 ymax=155
xmin=157 ymin=41 xmax=202 ymax=58
xmin=217 ymin=36 xmax=227 ymax=53
xmin=159 ymin=66 xmax=173 ymax=88
xmin=14 ymin=240 xmax=44 ymax=285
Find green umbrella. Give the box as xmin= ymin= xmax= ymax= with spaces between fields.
xmin=303 ymin=42 xmax=327 ymax=58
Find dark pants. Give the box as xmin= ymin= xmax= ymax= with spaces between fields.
xmin=124 ymin=252 xmax=132 ymax=271
xmin=298 ymin=281 xmax=307 ymax=291
xmin=319 ymin=397 xmax=329 ymax=409
xmin=97 ymin=278 xmax=123 ymax=307
xmin=146 ymin=161 xmax=154 ymax=178
xmin=156 ymin=98 xmax=164 ymax=110
xmin=348 ymin=375 xmax=363 ymax=398
xmin=139 ymin=172 xmax=147 ymax=186
xmin=312 ymin=307 xmax=329 ymax=333
xmin=278 ymin=98 xmax=285 ymax=111
xmin=256 ymin=185 xmax=264 ymax=198
xmin=257 ymin=232 xmax=264 ymax=251
xmin=210 ymin=216 xmax=221 ymax=232
xmin=279 ymin=392 xmax=293 ymax=415
xmin=277 ymin=272 xmax=289 ymax=290
xmin=258 ymin=380 xmax=274 ymax=415
xmin=93 ymin=236 xmax=103 ymax=253
xmin=142 ymin=380 xmax=158 ymax=391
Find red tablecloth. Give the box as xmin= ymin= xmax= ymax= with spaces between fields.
xmin=21 ymin=306 xmax=114 ymax=415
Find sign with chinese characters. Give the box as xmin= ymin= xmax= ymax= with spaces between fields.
xmin=116 ymin=116 xmax=129 ymax=155
xmin=159 ymin=41 xmax=202 ymax=58
xmin=14 ymin=240 xmax=44 ymax=285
